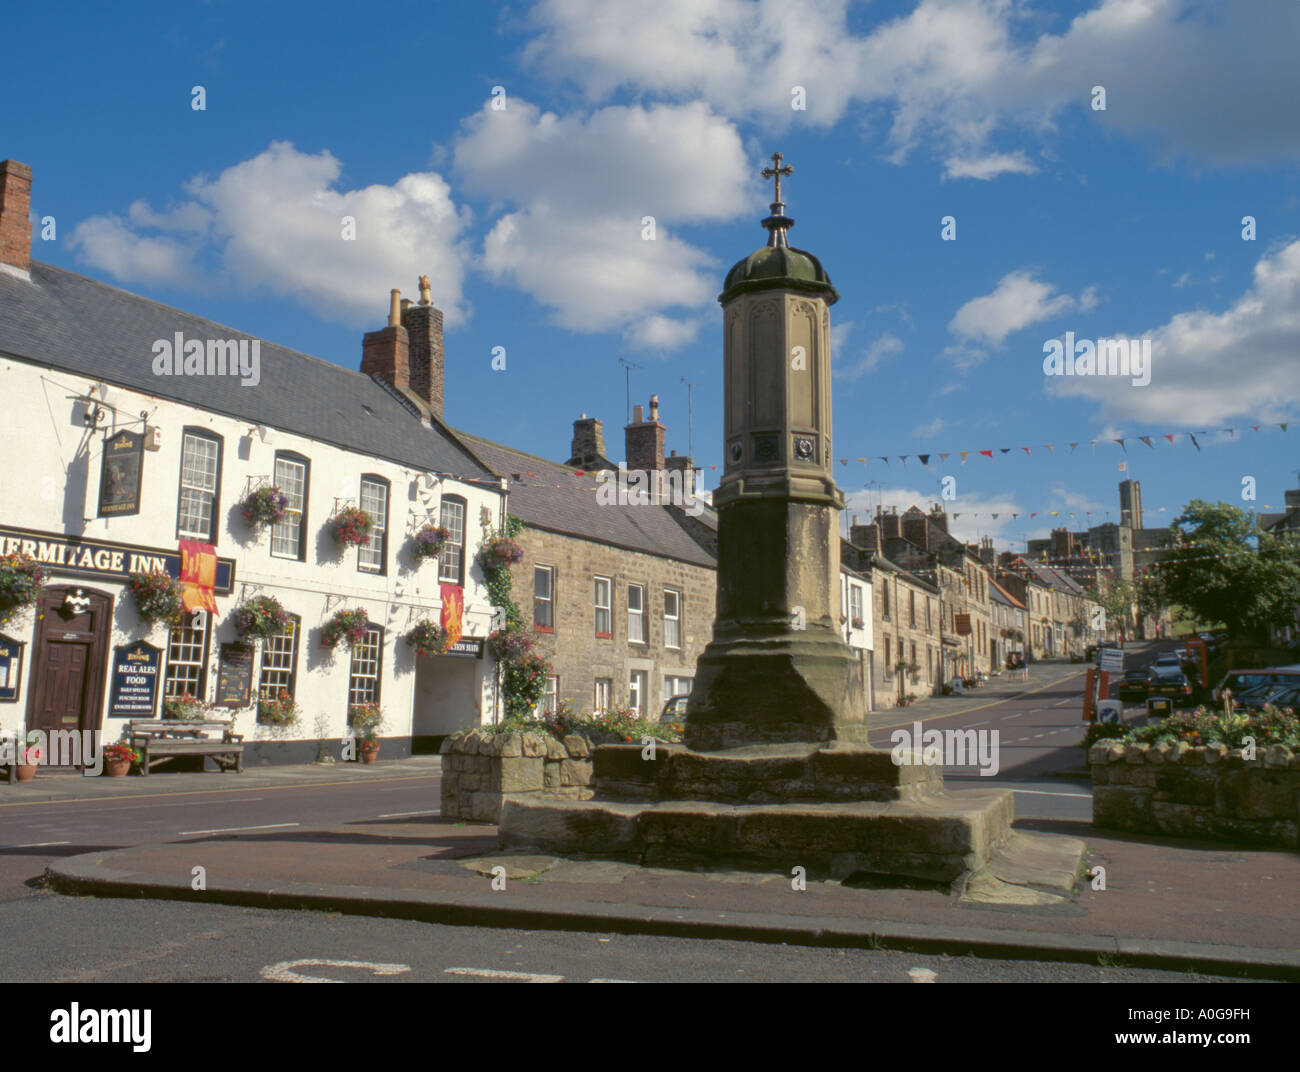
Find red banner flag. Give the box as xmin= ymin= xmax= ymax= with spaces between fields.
xmin=440 ymin=583 xmax=464 ymax=647
xmin=178 ymin=541 xmax=219 ymax=614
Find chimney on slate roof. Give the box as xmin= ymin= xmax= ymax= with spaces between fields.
xmin=625 ymin=395 xmax=666 ymax=474
xmin=362 ymin=288 xmax=411 ymax=397
xmin=0 ymin=160 xmax=33 ymax=275
xmin=568 ymin=414 xmax=608 ymax=469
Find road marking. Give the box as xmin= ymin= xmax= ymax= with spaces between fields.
xmin=377 ymin=810 xmax=437 ymax=819
xmin=968 ymin=720 xmax=989 ymax=727
xmin=1010 ymin=788 xmax=1091 ymax=798
xmin=14 ymin=840 xmax=70 ymax=848
xmin=262 ymin=959 xmax=410 ymax=983
xmin=908 ymin=967 xmax=938 ymax=983
xmin=589 ymin=978 xmax=640 ymax=983
xmin=178 ymin=822 xmax=300 ymax=836
xmin=444 ymin=968 xmax=563 ymax=982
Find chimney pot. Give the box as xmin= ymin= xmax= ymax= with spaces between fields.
xmin=388 ymin=289 xmax=401 ymax=327
xmin=649 ymin=394 xmax=660 ymax=421
xmin=633 ymin=404 xmax=644 ymax=424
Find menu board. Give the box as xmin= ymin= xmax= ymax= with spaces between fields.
xmin=108 ymin=640 xmax=161 ymax=716
xmin=215 ymin=643 xmax=254 ymax=708
xmin=0 ymin=634 xmax=22 ymax=703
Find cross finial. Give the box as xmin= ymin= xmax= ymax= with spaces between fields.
xmin=761 ymin=152 xmax=792 ymax=205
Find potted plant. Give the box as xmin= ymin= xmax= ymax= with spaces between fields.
xmin=163 ymin=693 xmax=208 ymax=720
xmin=479 ymin=534 xmax=523 ymax=571
xmin=241 ymin=485 xmax=290 ymax=531
xmin=15 ymin=732 xmax=41 ymax=781
xmin=321 ymin=607 xmax=370 ymax=651
xmin=127 ymin=568 xmax=184 ymax=628
xmin=405 ymin=619 xmax=450 ymax=657
xmin=233 ymin=595 xmax=290 ymax=642
xmin=350 ymin=701 xmax=384 ymax=763
xmin=0 ymin=552 xmax=46 ymax=622
xmin=331 ymin=505 xmax=373 ymax=548
xmin=850 ymin=617 xmax=865 ymax=630
xmin=410 ymin=523 xmax=451 ymax=563
xmin=102 ymin=742 xmax=140 ymax=777
xmin=257 ymin=689 xmax=300 ymax=727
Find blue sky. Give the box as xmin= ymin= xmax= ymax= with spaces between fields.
xmin=5 ymin=0 xmax=1300 ymax=551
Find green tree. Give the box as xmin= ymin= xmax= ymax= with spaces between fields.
xmin=1155 ymin=500 xmax=1300 ymax=642
xmin=1085 ymin=578 xmax=1135 ymax=639
xmin=1134 ymin=570 xmax=1167 ymax=631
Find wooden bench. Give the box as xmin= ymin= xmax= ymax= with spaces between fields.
xmin=127 ymin=719 xmax=244 ymax=776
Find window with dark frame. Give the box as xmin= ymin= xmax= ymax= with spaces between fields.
xmin=439 ymin=496 xmax=466 ymax=585
xmin=163 ymin=609 xmax=210 ymax=701
xmin=271 ymin=453 xmax=309 ymax=560
xmin=177 ymin=429 xmax=222 ymax=543
xmin=347 ymin=625 xmax=383 ymax=708
xmin=534 ymin=565 xmax=554 ymax=630
xmin=358 ymin=476 xmax=389 ymax=574
xmin=258 ymin=615 xmax=300 ymax=699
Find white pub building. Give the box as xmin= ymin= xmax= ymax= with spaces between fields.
xmin=0 ymin=157 xmax=507 ymax=766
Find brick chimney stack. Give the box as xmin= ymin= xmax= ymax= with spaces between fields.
xmin=876 ymin=507 xmax=902 ymax=541
xmin=0 ymin=160 xmax=33 ymax=275
xmin=625 ymin=394 xmax=666 ymax=474
xmin=902 ymin=509 xmax=929 ymax=550
xmin=849 ymin=522 xmax=880 ymax=553
xmin=361 ymin=288 xmax=411 ymax=396
xmin=568 ymin=414 xmax=608 ymax=469
xmin=401 ymin=298 xmax=445 ymax=420
xmin=665 ymin=449 xmax=696 ymax=499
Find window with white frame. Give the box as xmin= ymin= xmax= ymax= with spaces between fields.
xmin=534 ymin=565 xmax=554 ymax=629
xmin=541 ymin=675 xmax=558 ymax=715
xmin=177 ymin=431 xmax=221 ymax=542
xmin=438 ymin=496 xmax=465 ymax=584
xmin=594 ymin=678 xmax=612 ymax=713
xmin=663 ymin=588 xmax=681 ymax=649
xmin=271 ymin=454 xmax=308 ymax=560
xmin=358 ymin=477 xmax=388 ymax=574
xmin=849 ymin=584 xmax=863 ymax=627
xmin=347 ymin=625 xmax=383 ymax=708
xmin=164 ymin=609 xmax=210 ymax=700
xmin=594 ymin=576 xmax=612 ymax=637
xmin=259 ymin=616 xmax=300 ymax=698
xmin=627 ymin=583 xmax=645 ymax=643
xmin=629 ymin=669 xmax=646 ymax=715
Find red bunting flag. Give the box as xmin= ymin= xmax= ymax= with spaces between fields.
xmin=979 ymin=450 xmax=993 ymax=459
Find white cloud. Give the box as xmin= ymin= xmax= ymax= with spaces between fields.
xmin=913 ymin=416 xmax=945 ymax=438
xmin=1047 ymin=239 xmax=1300 ymax=425
xmin=623 ymin=314 xmax=702 ymax=351
xmin=949 ymin=270 xmax=1093 ymax=348
xmin=942 ymin=152 xmax=1038 ymax=182
xmin=70 ymin=142 xmax=472 ymax=327
xmin=454 ymin=98 xmax=748 ymax=338
xmin=835 ymin=331 xmax=904 ymax=380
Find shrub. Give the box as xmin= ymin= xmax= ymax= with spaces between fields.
xmin=332 ymin=505 xmax=373 ymax=547
xmin=322 ymin=607 xmax=370 ymax=650
xmin=233 ymin=595 xmax=289 ymax=641
xmin=242 ymin=485 xmax=289 ymax=530
xmin=127 ymin=569 xmax=184 ymax=627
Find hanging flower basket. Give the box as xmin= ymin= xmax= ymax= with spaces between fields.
xmin=127 ymin=569 xmax=184 ymax=628
xmin=410 ymin=524 xmax=451 ymax=563
xmin=487 ymin=627 xmax=533 ymax=663
xmin=233 ymin=595 xmax=290 ymax=641
xmin=322 ymin=607 xmax=370 ymax=650
xmin=332 ymin=505 xmax=374 ymax=547
xmin=0 ymin=552 xmax=46 ymax=617
xmin=479 ymin=535 xmax=523 ymax=571
xmin=257 ymin=689 xmax=300 ymax=727
xmin=405 ymin=619 xmax=450 ymax=657
xmin=241 ymin=485 xmax=289 ymax=530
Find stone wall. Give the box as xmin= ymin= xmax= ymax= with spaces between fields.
xmin=440 ymin=728 xmax=596 ymax=823
xmin=1090 ymin=740 xmax=1300 ymax=848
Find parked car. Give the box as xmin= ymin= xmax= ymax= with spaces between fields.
xmin=1212 ymin=667 xmax=1300 ymax=703
xmin=660 ymin=694 xmax=690 ymax=723
xmin=1117 ymin=670 xmax=1150 ymax=702
xmin=1146 ymin=666 xmax=1195 ymax=706
xmin=1152 ymin=653 xmax=1183 ymax=669
xmin=1232 ymin=682 xmax=1300 ymax=714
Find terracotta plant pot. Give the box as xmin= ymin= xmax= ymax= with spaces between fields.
xmin=360 ymin=742 xmax=380 ymax=764
xmin=105 ymin=758 xmax=130 ymax=778
xmin=15 ymin=764 xmax=36 ymax=782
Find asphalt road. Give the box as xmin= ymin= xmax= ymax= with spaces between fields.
xmin=0 ymin=895 xmax=1256 ymax=983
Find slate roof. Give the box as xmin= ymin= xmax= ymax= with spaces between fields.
xmin=989 ymin=578 xmax=1025 ymax=609
xmin=455 ymin=432 xmax=716 ymax=569
xmin=0 ymin=262 xmax=496 ymax=482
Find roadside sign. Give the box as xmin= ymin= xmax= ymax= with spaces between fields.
xmin=1099 ymin=646 xmax=1124 ymax=673
xmin=1097 ymin=700 xmax=1122 ymax=724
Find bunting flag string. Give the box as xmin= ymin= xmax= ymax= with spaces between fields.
xmin=831 ymin=420 xmax=1292 ymax=469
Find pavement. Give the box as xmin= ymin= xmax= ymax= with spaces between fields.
xmin=27 ymin=655 xmax=1300 ymax=981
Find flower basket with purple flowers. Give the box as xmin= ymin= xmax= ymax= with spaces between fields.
xmin=487 ymin=627 xmax=533 ymax=663
xmin=410 ymin=524 xmax=451 ymax=563
xmin=322 ymin=607 xmax=370 ymax=651
xmin=127 ymin=569 xmax=185 ymax=627
xmin=479 ymin=535 xmax=523 ymax=571
xmin=332 ymin=505 xmax=374 ymax=547
xmin=233 ymin=595 xmax=290 ymax=641
xmin=242 ymin=485 xmax=289 ymax=530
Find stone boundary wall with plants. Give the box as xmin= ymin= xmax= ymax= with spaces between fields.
xmin=441 ymin=728 xmax=597 ymax=822
xmin=1090 ymin=740 xmax=1300 ymax=848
